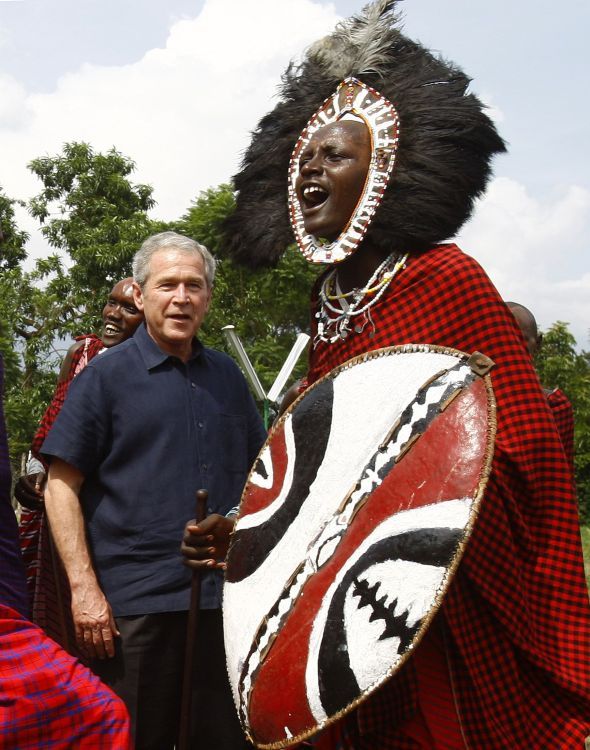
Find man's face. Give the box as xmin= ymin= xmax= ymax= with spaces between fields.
xmin=295 ymin=120 xmax=371 ymax=242
xmin=101 ymin=278 xmax=143 ymax=347
xmin=132 ymin=248 xmax=212 ymax=359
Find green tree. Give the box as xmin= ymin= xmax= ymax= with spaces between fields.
xmin=0 ymin=188 xmax=28 ymax=271
xmin=536 ymin=321 xmax=590 ymax=520
xmin=176 ymin=185 xmax=319 ymax=393
xmin=0 ymin=190 xmax=54 ymax=464
xmin=28 ymin=142 xmax=160 ymax=337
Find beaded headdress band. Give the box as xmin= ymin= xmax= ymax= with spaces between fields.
xmin=288 ymin=77 xmax=399 ymax=264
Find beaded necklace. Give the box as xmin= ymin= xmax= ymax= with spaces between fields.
xmin=314 ymin=252 xmax=408 ymax=346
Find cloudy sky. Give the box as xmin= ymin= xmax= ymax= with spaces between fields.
xmin=1 ymin=0 xmax=588 ymax=345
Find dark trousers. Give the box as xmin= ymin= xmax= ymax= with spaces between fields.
xmin=91 ymin=609 xmax=250 ymax=750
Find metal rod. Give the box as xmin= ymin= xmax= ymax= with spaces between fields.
xmin=222 ymin=325 xmax=267 ymax=402
xmin=267 ymin=332 xmax=310 ymax=404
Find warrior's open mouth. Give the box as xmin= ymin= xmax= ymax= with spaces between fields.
xmin=302 ymin=185 xmax=329 ymax=209
xmin=103 ymin=324 xmax=122 ymax=336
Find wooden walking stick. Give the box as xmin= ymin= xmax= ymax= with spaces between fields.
xmin=178 ymin=488 xmax=208 ymax=750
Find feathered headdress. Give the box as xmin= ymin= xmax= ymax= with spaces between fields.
xmin=223 ymin=0 xmax=505 ymax=268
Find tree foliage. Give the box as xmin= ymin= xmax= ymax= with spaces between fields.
xmin=0 ymin=189 xmax=28 ymax=271
xmin=536 ymin=321 xmax=590 ymax=520
xmin=0 ymin=192 xmax=55 ymax=461
xmin=27 ymin=142 xmax=160 ymax=337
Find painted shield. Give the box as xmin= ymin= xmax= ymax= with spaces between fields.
xmin=223 ymin=345 xmax=496 ymax=748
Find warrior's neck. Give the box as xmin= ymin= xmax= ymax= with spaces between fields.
xmin=335 ymin=242 xmax=390 ymax=294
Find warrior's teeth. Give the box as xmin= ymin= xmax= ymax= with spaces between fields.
xmin=303 ymin=186 xmax=327 ymax=198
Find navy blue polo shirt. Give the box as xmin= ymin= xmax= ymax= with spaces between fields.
xmin=42 ymin=324 xmax=266 ymax=617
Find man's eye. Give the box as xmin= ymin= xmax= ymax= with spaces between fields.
xmin=125 ymin=306 xmax=139 ymax=314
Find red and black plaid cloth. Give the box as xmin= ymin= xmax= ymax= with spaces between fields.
xmin=547 ymin=387 xmax=575 ymax=472
xmin=31 ymin=334 xmax=104 ymax=469
xmin=19 ymin=335 xmax=104 ymax=653
xmin=305 ymin=244 xmax=590 ymax=749
xmin=0 ymin=603 xmax=132 ymax=749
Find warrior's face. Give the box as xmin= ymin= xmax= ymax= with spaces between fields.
xmin=295 ymin=120 xmax=371 ymax=242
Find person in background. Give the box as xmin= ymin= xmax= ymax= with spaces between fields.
xmin=43 ymin=232 xmax=266 ymax=750
xmin=15 ymin=278 xmax=143 ymax=652
xmin=507 ymin=301 xmax=575 ymax=470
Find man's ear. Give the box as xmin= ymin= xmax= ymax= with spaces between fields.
xmin=132 ymin=281 xmax=144 ymax=312
xmin=537 ymin=332 xmax=543 ymax=351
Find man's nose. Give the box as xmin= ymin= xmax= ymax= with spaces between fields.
xmin=173 ymin=283 xmax=189 ymax=302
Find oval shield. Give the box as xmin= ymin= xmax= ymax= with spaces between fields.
xmin=223 ymin=345 xmax=496 ymax=748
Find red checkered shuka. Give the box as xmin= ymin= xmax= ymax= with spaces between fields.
xmin=547 ymin=387 xmax=575 ymax=472
xmin=0 ymin=603 xmax=132 ymax=749
xmin=31 ymin=334 xmax=104 ymax=467
xmin=19 ymin=335 xmax=104 ymax=653
xmin=305 ymin=244 xmax=590 ymax=749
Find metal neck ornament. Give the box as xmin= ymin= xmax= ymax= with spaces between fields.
xmin=289 ymin=77 xmax=400 ymax=265
xmin=314 ymin=252 xmax=408 ymax=345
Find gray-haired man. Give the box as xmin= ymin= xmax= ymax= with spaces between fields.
xmin=43 ymin=232 xmax=266 ymax=749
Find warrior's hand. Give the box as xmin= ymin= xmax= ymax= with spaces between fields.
xmin=14 ymin=472 xmax=45 ymax=511
xmin=181 ymin=514 xmax=234 ymax=571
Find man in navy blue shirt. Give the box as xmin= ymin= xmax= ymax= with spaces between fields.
xmin=43 ymin=232 xmax=266 ymax=750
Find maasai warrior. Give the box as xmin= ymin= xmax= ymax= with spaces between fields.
xmin=507 ymin=301 xmax=575 ymax=470
xmin=15 ymin=278 xmax=143 ymax=652
xmin=221 ymin=2 xmax=590 ymax=748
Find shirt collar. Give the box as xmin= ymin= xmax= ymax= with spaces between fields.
xmin=133 ymin=322 xmax=204 ymax=370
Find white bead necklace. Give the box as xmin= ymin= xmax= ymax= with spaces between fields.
xmin=314 ymin=252 xmax=408 ymax=345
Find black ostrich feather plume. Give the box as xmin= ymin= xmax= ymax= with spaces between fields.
xmin=222 ymin=0 xmax=506 ymax=269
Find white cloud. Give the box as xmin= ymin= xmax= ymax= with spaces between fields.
xmin=0 ymin=73 xmax=29 ymax=128
xmin=2 ymin=0 xmax=339 ymax=253
xmin=457 ymin=177 xmax=590 ymax=347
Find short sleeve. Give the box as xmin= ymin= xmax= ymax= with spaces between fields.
xmin=41 ymin=363 xmax=111 ymax=477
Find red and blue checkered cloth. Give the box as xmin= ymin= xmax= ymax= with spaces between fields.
xmin=0 ymin=603 xmax=131 ymax=749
